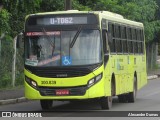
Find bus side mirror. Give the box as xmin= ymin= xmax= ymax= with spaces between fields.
xmin=104 ymin=53 xmax=109 ymax=62
xmin=17 ymin=32 xmax=24 ymax=48
xmin=104 ymin=53 xmax=109 ymax=65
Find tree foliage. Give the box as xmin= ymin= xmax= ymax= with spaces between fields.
xmin=79 ymin=0 xmax=160 ymax=43
xmin=0 ymin=9 xmax=10 ymax=34
xmin=0 ymin=7 xmax=13 ymax=88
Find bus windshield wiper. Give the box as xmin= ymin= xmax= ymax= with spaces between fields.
xmin=42 ymin=28 xmax=55 ymax=55
xmin=70 ymin=26 xmax=82 ymax=48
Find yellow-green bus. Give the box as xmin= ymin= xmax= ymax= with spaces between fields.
xmin=22 ymin=10 xmax=147 ymax=110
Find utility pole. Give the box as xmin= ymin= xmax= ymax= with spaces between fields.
xmin=12 ymin=36 xmax=17 ymax=87
xmin=12 ymin=32 xmax=23 ymax=87
xmin=65 ymin=0 xmax=72 ymax=10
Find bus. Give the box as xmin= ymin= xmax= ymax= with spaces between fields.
xmin=20 ymin=10 xmax=147 ymax=110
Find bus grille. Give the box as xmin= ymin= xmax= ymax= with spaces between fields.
xmin=39 ymin=86 xmax=87 ymax=96
xmin=25 ymin=65 xmax=99 ymax=78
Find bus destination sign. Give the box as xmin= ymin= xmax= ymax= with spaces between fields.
xmin=37 ymin=17 xmax=88 ymax=25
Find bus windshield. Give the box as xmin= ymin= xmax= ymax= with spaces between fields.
xmin=25 ymin=29 xmax=102 ymax=67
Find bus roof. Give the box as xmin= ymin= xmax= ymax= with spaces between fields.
xmin=26 ymin=10 xmax=143 ymax=28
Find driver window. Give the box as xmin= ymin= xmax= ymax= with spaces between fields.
xmin=102 ymin=30 xmax=108 ymax=54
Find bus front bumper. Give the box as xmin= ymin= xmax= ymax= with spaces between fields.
xmin=25 ymin=80 xmax=105 ymax=100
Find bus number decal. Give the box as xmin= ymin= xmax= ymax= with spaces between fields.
xmin=41 ymin=81 xmax=56 ymax=85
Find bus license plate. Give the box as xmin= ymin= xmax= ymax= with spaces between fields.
xmin=56 ymin=90 xmax=69 ymax=95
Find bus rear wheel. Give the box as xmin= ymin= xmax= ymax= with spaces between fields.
xmin=40 ymin=100 xmax=53 ymax=110
xmin=118 ymin=94 xmax=127 ymax=103
xmin=127 ymin=76 xmax=137 ymax=103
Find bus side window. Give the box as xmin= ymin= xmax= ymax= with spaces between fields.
xmin=108 ymin=23 xmax=116 ymax=53
xmin=128 ymin=27 xmax=132 ymax=40
xmin=137 ymin=29 xmax=140 ymax=41
xmin=122 ymin=26 xmax=128 ymax=54
xmin=140 ymin=30 xmax=144 ymax=42
xmin=141 ymin=42 xmax=144 ymax=54
xmin=127 ymin=27 xmax=133 ymax=54
xmin=115 ymin=25 xmax=122 ymax=53
xmin=132 ymin=28 xmax=138 ymax=54
xmin=102 ymin=29 xmax=109 ymax=64
xmin=138 ymin=42 xmax=141 ymax=54
xmin=140 ymin=30 xmax=144 ymax=54
xmin=102 ymin=29 xmax=108 ymax=54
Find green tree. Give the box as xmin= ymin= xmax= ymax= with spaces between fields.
xmin=82 ymin=0 xmax=160 ymax=43
xmin=39 ymin=0 xmax=64 ymax=12
xmin=0 ymin=9 xmax=10 ymax=34
xmin=39 ymin=0 xmax=90 ymax=12
xmin=0 ymin=8 xmax=13 ymax=88
xmin=2 ymin=0 xmax=42 ymax=37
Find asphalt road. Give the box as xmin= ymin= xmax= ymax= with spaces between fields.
xmin=0 ymin=78 xmax=160 ymax=118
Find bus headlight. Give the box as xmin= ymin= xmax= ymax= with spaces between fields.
xmin=88 ymin=73 xmax=102 ymax=88
xmin=88 ymin=79 xmax=95 ymax=87
xmin=25 ymin=76 xmax=38 ymax=90
xmin=31 ymin=81 xmax=37 ymax=87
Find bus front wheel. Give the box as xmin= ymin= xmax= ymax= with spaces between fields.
xmin=40 ymin=100 xmax=53 ymax=110
xmin=100 ymin=96 xmax=112 ymax=110
xmin=100 ymin=80 xmax=114 ymax=109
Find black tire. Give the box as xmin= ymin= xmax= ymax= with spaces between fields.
xmin=127 ymin=76 xmax=137 ymax=103
xmin=100 ymin=96 xmax=112 ymax=110
xmin=118 ymin=94 xmax=128 ymax=103
xmin=100 ymin=81 xmax=113 ymax=110
xmin=69 ymin=100 xmax=81 ymax=104
xmin=40 ymin=100 xmax=53 ymax=110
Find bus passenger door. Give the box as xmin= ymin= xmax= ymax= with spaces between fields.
xmin=102 ymin=29 xmax=110 ymax=95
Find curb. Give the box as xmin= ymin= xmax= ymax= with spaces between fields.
xmin=0 ymin=97 xmax=28 ymax=105
xmin=147 ymin=75 xmax=158 ymax=80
